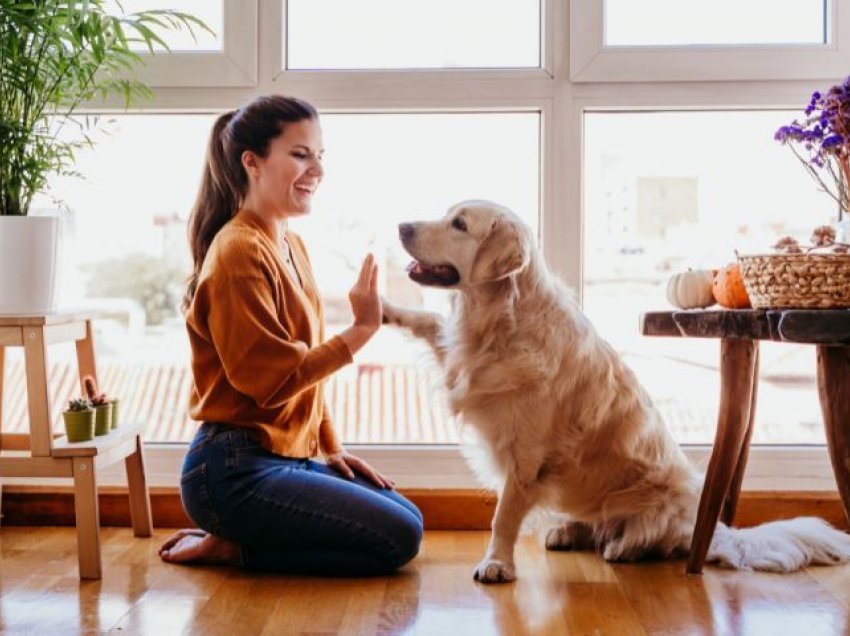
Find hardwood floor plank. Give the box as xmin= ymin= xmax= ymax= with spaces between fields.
xmin=1 ymin=527 xmax=850 ymax=635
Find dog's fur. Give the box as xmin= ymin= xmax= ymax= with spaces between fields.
xmin=384 ymin=199 xmax=850 ymax=583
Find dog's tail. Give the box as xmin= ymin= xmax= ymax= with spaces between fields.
xmin=706 ymin=517 xmax=850 ymax=572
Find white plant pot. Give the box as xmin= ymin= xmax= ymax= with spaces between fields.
xmin=0 ymin=216 xmax=61 ymax=315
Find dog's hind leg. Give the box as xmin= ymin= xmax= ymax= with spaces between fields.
xmin=474 ymin=473 xmax=539 ymax=584
xmin=544 ymin=520 xmax=595 ymax=552
xmin=382 ymin=298 xmax=446 ymax=362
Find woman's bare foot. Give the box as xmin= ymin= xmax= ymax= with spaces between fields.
xmin=159 ymin=528 xmax=241 ymax=566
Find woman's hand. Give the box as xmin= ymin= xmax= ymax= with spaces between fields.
xmin=349 ymin=253 xmax=381 ymax=329
xmin=326 ymin=450 xmax=396 ymax=490
xmin=339 ymin=254 xmax=381 ymax=355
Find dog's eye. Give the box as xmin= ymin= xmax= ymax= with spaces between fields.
xmin=451 ymin=217 xmax=467 ymax=232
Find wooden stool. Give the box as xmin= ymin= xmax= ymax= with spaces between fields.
xmin=641 ymin=309 xmax=850 ymax=574
xmin=0 ymin=313 xmax=152 ymax=579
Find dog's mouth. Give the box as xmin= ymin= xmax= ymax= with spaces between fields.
xmin=406 ymin=260 xmax=460 ymax=287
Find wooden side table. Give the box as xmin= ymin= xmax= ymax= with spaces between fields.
xmin=641 ymin=309 xmax=850 ymax=574
xmin=0 ymin=313 xmax=152 ymax=579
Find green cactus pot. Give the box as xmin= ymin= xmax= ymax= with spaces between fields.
xmin=94 ymin=403 xmax=113 ymax=436
xmin=63 ymin=409 xmax=95 ymax=443
xmin=110 ymin=398 xmax=120 ymax=429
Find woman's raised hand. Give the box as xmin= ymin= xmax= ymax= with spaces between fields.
xmin=348 ymin=253 xmax=381 ymax=330
xmin=339 ymin=254 xmax=382 ymax=355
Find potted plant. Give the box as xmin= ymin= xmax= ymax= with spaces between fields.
xmin=62 ymin=397 xmax=95 ymax=443
xmin=83 ymin=375 xmax=112 ymax=436
xmin=0 ymin=1 xmax=208 ymax=314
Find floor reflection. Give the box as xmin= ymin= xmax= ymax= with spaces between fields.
xmin=2 ymin=529 xmax=850 ymax=635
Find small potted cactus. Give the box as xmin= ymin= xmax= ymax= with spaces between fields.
xmin=83 ymin=376 xmax=113 ymax=436
xmin=63 ymin=398 xmax=95 ymax=443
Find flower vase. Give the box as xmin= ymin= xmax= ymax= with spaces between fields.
xmin=837 ymin=217 xmax=850 ymax=243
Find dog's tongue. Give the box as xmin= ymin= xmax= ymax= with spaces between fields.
xmin=407 ymin=261 xmax=453 ymax=276
xmin=406 ymin=260 xmax=460 ymax=286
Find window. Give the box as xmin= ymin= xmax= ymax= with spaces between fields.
xmin=571 ymin=0 xmax=850 ymax=82
xmin=114 ymin=0 xmax=258 ymax=87
xmin=9 ymin=0 xmax=840 ymax=490
xmin=108 ymin=0 xmax=223 ymax=51
xmin=285 ymin=0 xmax=540 ymax=69
xmin=605 ymin=0 xmax=827 ymax=47
xmin=583 ymin=110 xmax=830 ymax=444
xmin=15 ymin=113 xmax=538 ymax=445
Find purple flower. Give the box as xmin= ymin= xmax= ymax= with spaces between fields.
xmin=777 ymin=75 xmax=850 ymax=217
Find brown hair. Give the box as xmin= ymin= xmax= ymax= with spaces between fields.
xmin=183 ymin=95 xmax=318 ymax=311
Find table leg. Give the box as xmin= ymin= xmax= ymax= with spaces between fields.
xmin=1 ymin=345 xmax=3 ymax=527
xmin=125 ymin=434 xmax=153 ymax=537
xmin=23 ymin=326 xmax=52 ymax=457
xmin=73 ymin=456 xmax=102 ymax=579
xmin=687 ymin=338 xmax=758 ymax=575
xmin=0 ymin=345 xmax=5 ymax=443
xmin=721 ymin=344 xmax=760 ymax=525
xmin=816 ymin=345 xmax=850 ymax=527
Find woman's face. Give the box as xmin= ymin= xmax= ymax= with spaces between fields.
xmin=243 ymin=117 xmax=324 ymax=218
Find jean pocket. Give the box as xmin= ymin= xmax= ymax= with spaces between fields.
xmin=179 ymin=463 xmax=223 ymax=535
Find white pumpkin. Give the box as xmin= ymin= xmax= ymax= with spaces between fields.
xmin=666 ymin=270 xmax=716 ymax=309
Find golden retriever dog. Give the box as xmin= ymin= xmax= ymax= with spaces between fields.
xmin=383 ymin=199 xmax=850 ymax=584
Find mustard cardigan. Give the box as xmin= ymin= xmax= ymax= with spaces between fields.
xmin=186 ymin=210 xmax=352 ymax=457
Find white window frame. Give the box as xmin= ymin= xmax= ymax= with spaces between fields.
xmin=570 ymin=0 xmax=850 ymax=82
xmin=63 ymin=0 xmax=840 ymax=493
xmin=133 ymin=0 xmax=258 ymax=87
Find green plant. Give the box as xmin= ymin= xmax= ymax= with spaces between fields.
xmin=83 ymin=252 xmax=184 ymax=325
xmin=0 ymin=0 xmax=210 ymax=216
xmin=83 ymin=375 xmax=109 ymax=406
xmin=66 ymin=397 xmax=93 ymax=412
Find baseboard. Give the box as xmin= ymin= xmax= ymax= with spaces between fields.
xmin=0 ymin=486 xmax=846 ymax=531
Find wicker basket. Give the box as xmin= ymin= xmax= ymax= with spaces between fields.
xmin=738 ymin=252 xmax=850 ymax=309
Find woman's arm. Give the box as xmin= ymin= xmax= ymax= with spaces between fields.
xmin=198 ymin=272 xmax=352 ymax=409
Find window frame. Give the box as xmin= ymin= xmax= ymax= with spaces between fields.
xmin=64 ymin=0 xmax=838 ymax=491
xmin=132 ymin=0 xmax=258 ymax=87
xmin=570 ymin=0 xmax=850 ymax=83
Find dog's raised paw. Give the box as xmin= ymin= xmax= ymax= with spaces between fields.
xmin=473 ymin=558 xmax=516 ymax=583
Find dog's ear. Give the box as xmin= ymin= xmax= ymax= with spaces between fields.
xmin=469 ymin=218 xmax=530 ymax=285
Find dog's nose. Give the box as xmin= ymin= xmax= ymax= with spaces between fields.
xmin=399 ymin=223 xmax=415 ymax=243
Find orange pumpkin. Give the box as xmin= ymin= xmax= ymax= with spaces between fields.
xmin=712 ymin=263 xmax=751 ymax=309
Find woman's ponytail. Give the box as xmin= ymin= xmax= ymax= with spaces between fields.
xmin=183 ymin=110 xmax=239 ymax=312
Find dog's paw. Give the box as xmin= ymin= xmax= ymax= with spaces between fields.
xmin=545 ymin=522 xmax=594 ymax=552
xmin=473 ymin=558 xmax=516 ymax=584
xmin=545 ymin=526 xmax=575 ymax=551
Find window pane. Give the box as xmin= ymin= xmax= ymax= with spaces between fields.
xmin=15 ymin=113 xmax=538 ymax=445
xmin=106 ymin=0 xmax=222 ymax=51
xmin=286 ymin=0 xmax=540 ymax=69
xmin=584 ymin=111 xmax=832 ymax=445
xmin=605 ymin=0 xmax=827 ymax=46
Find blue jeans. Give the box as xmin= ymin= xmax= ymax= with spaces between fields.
xmin=180 ymin=423 xmax=423 ymax=575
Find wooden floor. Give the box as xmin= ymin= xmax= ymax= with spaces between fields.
xmin=2 ymin=528 xmax=850 ymax=635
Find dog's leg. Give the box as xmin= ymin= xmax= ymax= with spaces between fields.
xmin=382 ymin=298 xmax=446 ymax=363
xmin=474 ymin=474 xmax=538 ymax=584
xmin=544 ymin=521 xmax=595 ymax=552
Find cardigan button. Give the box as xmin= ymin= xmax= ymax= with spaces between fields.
xmin=309 ymin=438 xmax=318 ymax=452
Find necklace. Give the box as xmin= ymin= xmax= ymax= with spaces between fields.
xmin=281 ymin=237 xmax=302 ymax=286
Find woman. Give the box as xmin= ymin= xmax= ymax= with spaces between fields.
xmin=159 ymin=95 xmax=423 ymax=575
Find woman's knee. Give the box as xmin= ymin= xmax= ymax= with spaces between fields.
xmin=384 ymin=509 xmax=424 ymax=569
